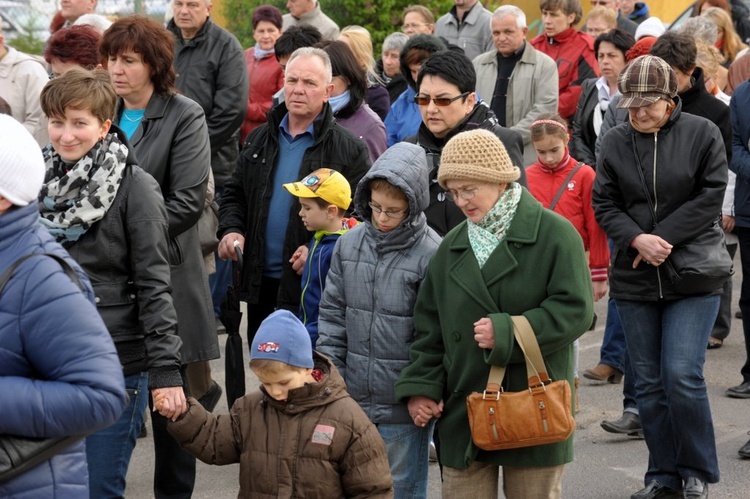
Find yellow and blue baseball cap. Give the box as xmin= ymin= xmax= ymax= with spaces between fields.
xmin=283 ymin=168 xmax=352 ymax=210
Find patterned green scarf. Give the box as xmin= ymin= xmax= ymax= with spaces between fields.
xmin=467 ymin=183 xmax=522 ymax=268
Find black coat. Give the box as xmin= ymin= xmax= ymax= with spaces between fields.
xmin=218 ymin=102 xmax=371 ymax=309
xmin=168 ymin=17 xmax=249 ymax=188
xmin=680 ymin=67 xmax=732 ymax=165
xmin=405 ymin=102 xmax=526 ymax=236
xmin=63 ymin=128 xmax=182 ymax=388
xmin=116 ymin=93 xmax=218 ymax=364
xmin=570 ymin=78 xmax=600 ymax=167
xmin=593 ymin=98 xmax=728 ymax=300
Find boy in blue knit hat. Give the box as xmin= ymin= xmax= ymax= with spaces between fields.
xmin=159 ymin=310 xmax=393 ymax=497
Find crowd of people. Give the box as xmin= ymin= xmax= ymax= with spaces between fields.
xmin=1 ymin=0 xmax=749 ymax=498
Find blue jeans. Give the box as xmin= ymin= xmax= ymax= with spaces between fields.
xmin=377 ymin=421 xmax=433 ymax=499
xmin=616 ymin=296 xmax=720 ymax=490
xmin=86 ymin=372 xmax=149 ymax=498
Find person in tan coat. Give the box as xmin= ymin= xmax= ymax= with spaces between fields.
xmin=159 ymin=310 xmax=393 ymax=498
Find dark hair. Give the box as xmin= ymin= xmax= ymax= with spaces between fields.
xmin=44 ymin=25 xmax=101 ymax=69
xmin=252 ymin=4 xmax=283 ymax=30
xmin=0 ymin=96 xmax=11 ymax=115
xmin=275 ymin=25 xmax=323 ymax=60
xmin=649 ymin=31 xmax=697 ymax=75
xmin=40 ymin=68 xmax=117 ymax=124
xmin=100 ymin=15 xmax=176 ymax=97
xmin=317 ymin=40 xmax=366 ymax=117
xmin=594 ymin=28 xmax=636 ymax=59
xmin=399 ymin=34 xmax=447 ymax=89
xmin=539 ymin=0 xmax=583 ymax=25
xmin=307 ymin=196 xmax=346 ymax=216
xmin=416 ymin=50 xmax=475 ymax=94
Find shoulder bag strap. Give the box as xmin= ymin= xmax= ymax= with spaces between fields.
xmin=484 ymin=316 xmax=550 ymax=389
xmin=548 ymin=162 xmax=584 ymax=211
xmin=0 ymin=253 xmax=83 ymax=295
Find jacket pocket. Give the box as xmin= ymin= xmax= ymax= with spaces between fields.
xmin=168 ymin=237 xmax=184 ymax=267
xmin=92 ymin=282 xmax=142 ymax=341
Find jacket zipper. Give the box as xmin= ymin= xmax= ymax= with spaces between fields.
xmin=652 ymin=133 xmax=663 ymax=298
xmin=299 ymin=237 xmax=320 ymax=324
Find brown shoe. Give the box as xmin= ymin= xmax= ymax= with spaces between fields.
xmin=582 ymin=364 xmax=623 ymax=384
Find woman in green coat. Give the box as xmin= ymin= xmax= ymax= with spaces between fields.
xmin=395 ymin=128 xmax=594 ymax=499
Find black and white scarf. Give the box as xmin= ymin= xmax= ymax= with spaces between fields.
xmin=39 ymin=133 xmax=128 ymax=247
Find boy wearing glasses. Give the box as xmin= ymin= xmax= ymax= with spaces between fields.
xmin=317 ymin=142 xmax=441 ymax=498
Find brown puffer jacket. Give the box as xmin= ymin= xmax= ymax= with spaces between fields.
xmin=168 ymin=353 xmax=394 ymax=498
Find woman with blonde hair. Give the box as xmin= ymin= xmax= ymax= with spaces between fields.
xmin=696 ymin=39 xmax=731 ymax=101
xmin=339 ymin=25 xmax=390 ymax=120
xmin=703 ymin=6 xmax=748 ymax=66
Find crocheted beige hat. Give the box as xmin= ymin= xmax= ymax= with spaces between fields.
xmin=438 ymin=129 xmax=521 ymax=189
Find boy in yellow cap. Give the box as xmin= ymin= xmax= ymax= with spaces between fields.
xmin=283 ymin=168 xmax=355 ymax=347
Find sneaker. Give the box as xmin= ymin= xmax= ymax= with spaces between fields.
xmin=682 ymin=477 xmax=708 ymax=499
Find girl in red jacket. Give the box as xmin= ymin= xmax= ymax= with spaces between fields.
xmin=527 ymin=113 xmax=609 ymax=298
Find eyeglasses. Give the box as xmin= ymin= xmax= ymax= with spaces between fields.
xmin=414 ymin=92 xmax=470 ymax=107
xmin=402 ymin=23 xmax=428 ymax=31
xmin=445 ymin=185 xmax=482 ymax=202
xmin=590 ymin=1 xmax=614 ymax=6
xmin=369 ymin=201 xmax=407 ymax=219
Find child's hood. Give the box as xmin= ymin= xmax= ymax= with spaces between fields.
xmin=353 ymin=142 xmax=429 ymax=226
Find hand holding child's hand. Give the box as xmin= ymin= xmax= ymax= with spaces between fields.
xmin=408 ymin=396 xmax=443 ymax=427
xmin=153 ymin=387 xmax=187 ymax=421
xmin=473 ymin=317 xmax=495 ymax=350
xmin=289 ymin=245 xmax=308 ymax=275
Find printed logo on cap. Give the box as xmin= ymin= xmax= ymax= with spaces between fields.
xmin=257 ymin=342 xmax=280 ymax=353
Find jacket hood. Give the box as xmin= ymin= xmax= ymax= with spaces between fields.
xmin=354 ymin=142 xmax=429 ymax=218
xmin=0 ymin=203 xmax=39 ymax=253
xmin=261 ymin=352 xmax=349 ymax=414
xmin=400 ymin=35 xmax=447 ymax=90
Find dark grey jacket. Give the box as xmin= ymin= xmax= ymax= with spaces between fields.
xmin=317 ymin=143 xmax=441 ymax=424
xmin=61 ymin=129 xmax=182 ymax=388
xmin=169 ymin=17 xmax=249 ymax=188
xmin=570 ymin=78 xmax=600 ymax=167
xmin=116 ymin=93 xmax=218 ymax=364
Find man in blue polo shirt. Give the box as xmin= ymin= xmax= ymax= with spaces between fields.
xmin=217 ymin=47 xmax=370 ymax=351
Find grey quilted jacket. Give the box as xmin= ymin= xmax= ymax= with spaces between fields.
xmin=317 ymin=142 xmax=441 ymax=424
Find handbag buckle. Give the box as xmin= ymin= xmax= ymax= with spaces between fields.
xmin=482 ymin=388 xmax=502 ymax=400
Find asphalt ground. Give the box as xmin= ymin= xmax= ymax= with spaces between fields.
xmin=126 ymin=262 xmax=750 ymax=498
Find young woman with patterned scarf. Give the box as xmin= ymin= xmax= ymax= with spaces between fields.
xmin=38 ymin=68 xmax=185 ymax=498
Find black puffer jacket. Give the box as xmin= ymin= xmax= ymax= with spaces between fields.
xmin=218 ymin=102 xmax=371 ymax=309
xmin=168 ymin=17 xmax=249 ymax=188
xmin=56 ymin=127 xmax=182 ymax=389
xmin=593 ymin=98 xmax=728 ymax=301
xmin=405 ymin=102 xmax=526 ymax=236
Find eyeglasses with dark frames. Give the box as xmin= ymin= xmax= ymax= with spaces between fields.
xmin=413 ymin=92 xmax=470 ymax=107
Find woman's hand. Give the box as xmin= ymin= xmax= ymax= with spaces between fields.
xmin=289 ymin=245 xmax=308 ymax=275
xmin=473 ymin=317 xmax=495 ymax=349
xmin=152 ymin=387 xmax=187 ymax=421
xmin=631 ymin=234 xmax=672 ymax=268
xmin=218 ymin=233 xmax=245 ymax=261
xmin=723 ymin=215 xmax=735 ymax=234
xmin=407 ymin=396 xmax=444 ymax=427
xmin=592 ymin=280 xmax=608 ymax=302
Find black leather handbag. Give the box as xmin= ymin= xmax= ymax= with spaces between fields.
xmin=0 ymin=254 xmax=88 ymax=484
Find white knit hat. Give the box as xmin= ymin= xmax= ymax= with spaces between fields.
xmin=635 ymin=17 xmax=665 ymax=41
xmin=0 ymin=115 xmax=45 ymax=206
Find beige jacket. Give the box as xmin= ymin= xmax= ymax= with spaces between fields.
xmin=474 ymin=42 xmax=559 ymax=165
xmin=0 ymin=47 xmax=48 ymax=146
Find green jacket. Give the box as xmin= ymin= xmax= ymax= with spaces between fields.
xmin=395 ymin=188 xmax=594 ymax=469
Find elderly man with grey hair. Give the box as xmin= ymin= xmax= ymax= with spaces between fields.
xmin=218 ymin=47 xmax=370 ymax=357
xmin=378 ymin=32 xmax=409 ymax=103
xmin=283 ymin=0 xmax=339 ymax=40
xmin=473 ymin=5 xmax=559 ymax=165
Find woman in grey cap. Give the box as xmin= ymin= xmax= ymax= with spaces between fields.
xmin=593 ymin=55 xmax=729 ymax=499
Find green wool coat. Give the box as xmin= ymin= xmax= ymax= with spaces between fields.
xmin=395 ymin=188 xmax=594 ymax=469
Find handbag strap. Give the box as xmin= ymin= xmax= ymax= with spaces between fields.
xmin=630 ymin=134 xmax=659 ymax=226
xmin=548 ymin=162 xmax=584 ymax=211
xmin=486 ymin=316 xmax=551 ymax=390
xmin=0 ymin=253 xmax=83 ymax=295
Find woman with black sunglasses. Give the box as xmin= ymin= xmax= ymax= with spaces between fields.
xmin=404 ymin=50 xmax=526 ymax=236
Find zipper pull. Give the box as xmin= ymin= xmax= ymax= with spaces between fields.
xmin=539 ymin=400 xmax=549 ymax=433
xmin=489 ymin=407 xmax=499 ymax=440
